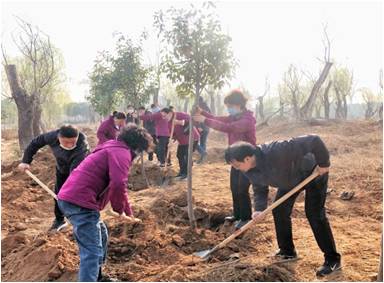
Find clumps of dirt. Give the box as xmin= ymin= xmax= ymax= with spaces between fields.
xmin=128 ymin=161 xmax=178 ymax=190
xmin=1 ymin=232 xmax=78 ymax=282
xmin=190 ymin=260 xmax=297 ymax=281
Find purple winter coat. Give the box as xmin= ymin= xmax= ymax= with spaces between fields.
xmin=171 ymin=112 xmax=200 ymax=145
xmin=202 ymin=110 xmax=256 ymax=145
xmin=58 ymin=140 xmax=134 ymax=216
xmin=140 ymin=112 xmax=169 ymax=137
xmin=97 ymin=116 xmax=119 ymax=145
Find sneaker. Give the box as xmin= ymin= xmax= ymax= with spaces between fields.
xmin=196 ymin=153 xmax=207 ymax=164
xmin=175 ymin=174 xmax=187 ymax=181
xmin=234 ymin=219 xmax=250 ymax=230
xmin=160 ymin=163 xmax=165 ymax=168
xmin=224 ymin=216 xmax=238 ymax=222
xmin=273 ymin=249 xmax=298 ymax=260
xmin=98 ymin=274 xmax=119 ymax=282
xmin=49 ymin=219 xmax=68 ymax=232
xmin=316 ymin=260 xmax=341 ymax=276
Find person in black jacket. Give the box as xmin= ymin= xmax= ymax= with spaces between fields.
xmin=126 ymin=105 xmax=139 ymax=124
xmin=196 ymin=96 xmax=211 ymax=164
xmin=138 ymin=106 xmax=157 ymax=161
xmin=18 ymin=125 xmax=90 ymax=232
xmin=224 ymin=135 xmax=341 ymax=277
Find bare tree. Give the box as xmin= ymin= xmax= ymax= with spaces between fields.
xmin=256 ymin=77 xmax=270 ymax=121
xmin=300 ymin=24 xmax=333 ymax=119
xmin=283 ymin=64 xmax=302 ymax=120
xmin=3 ymin=17 xmax=56 ymax=150
xmin=322 ymin=80 xmax=332 ymax=119
xmin=333 ymin=67 xmax=354 ymax=119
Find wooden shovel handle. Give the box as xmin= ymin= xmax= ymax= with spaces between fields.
xmin=214 ymin=171 xmax=320 ymax=251
xmin=25 ymin=169 xmax=58 ymax=200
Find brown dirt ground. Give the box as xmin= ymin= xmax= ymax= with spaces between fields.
xmin=1 ymin=120 xmax=382 ymax=281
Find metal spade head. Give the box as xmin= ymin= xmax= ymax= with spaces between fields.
xmin=193 ymin=249 xmax=213 ymax=259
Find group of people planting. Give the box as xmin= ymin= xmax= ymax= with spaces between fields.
xmin=17 ymin=89 xmax=341 ymax=281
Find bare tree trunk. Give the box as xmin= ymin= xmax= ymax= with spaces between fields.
xmin=210 ymin=92 xmax=216 ymax=115
xmin=279 ymin=94 xmax=284 ymax=118
xmin=334 ymin=87 xmax=343 ymax=119
xmin=257 ymin=96 xmax=265 ymax=121
xmin=216 ymin=93 xmax=222 ymax=115
xmin=153 ymin=87 xmax=159 ymax=105
xmin=5 ymin=65 xmax=35 ymax=151
xmin=342 ymin=95 xmax=348 ymax=119
xmin=292 ymin=91 xmax=300 ymax=120
xmin=323 ymin=80 xmax=332 ymax=119
xmin=183 ymin=98 xmax=189 ymax=112
xmin=32 ymin=100 xmax=42 ymax=136
xmin=300 ymin=62 xmax=333 ymax=119
xmin=315 ymin=104 xmax=321 ymax=118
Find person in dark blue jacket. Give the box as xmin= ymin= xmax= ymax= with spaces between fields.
xmin=18 ymin=125 xmax=90 ymax=232
xmin=224 ymin=135 xmax=341 ymax=277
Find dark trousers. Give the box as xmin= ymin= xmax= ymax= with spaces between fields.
xmin=54 ymin=169 xmax=68 ymax=222
xmin=148 ymin=134 xmax=158 ymax=161
xmin=157 ymin=136 xmax=170 ymax=165
xmin=272 ymin=173 xmax=341 ymax=262
xmin=230 ymin=167 xmax=252 ymax=221
xmin=176 ymin=141 xmax=198 ymax=175
xmin=197 ymin=128 xmax=209 ymax=156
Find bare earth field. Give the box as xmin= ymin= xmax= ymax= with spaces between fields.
xmin=1 ymin=120 xmax=382 ymax=281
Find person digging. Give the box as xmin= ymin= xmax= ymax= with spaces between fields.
xmin=224 ymin=135 xmax=341 ymax=277
xmin=57 ymin=124 xmax=154 ymax=282
xmin=18 ymin=125 xmax=90 ymax=232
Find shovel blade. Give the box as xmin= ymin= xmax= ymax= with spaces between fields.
xmin=193 ymin=249 xmax=213 ymax=259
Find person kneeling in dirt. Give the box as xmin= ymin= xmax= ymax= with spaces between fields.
xmin=224 ymin=135 xmax=341 ymax=277
xmin=57 ymin=124 xmax=154 ymax=282
xmin=18 ymin=125 xmax=90 ymax=232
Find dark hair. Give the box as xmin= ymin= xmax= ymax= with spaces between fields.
xmin=138 ymin=106 xmax=146 ymax=110
xmin=224 ymin=89 xmax=248 ymax=109
xmin=224 ymin=141 xmax=255 ymax=163
xmin=118 ymin=123 xmax=151 ymax=152
xmin=169 ymin=105 xmax=174 ymax=110
xmin=160 ymin=107 xmax=171 ymax=114
xmin=58 ymin=124 xmax=79 ymax=138
xmin=150 ymin=104 xmax=156 ymax=108
xmin=113 ymin=111 xmax=126 ymax=119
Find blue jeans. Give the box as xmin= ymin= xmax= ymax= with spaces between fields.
xmin=58 ymin=200 xmax=108 ymax=282
xmin=197 ymin=128 xmax=209 ymax=156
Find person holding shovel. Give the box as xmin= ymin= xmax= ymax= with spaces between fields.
xmin=18 ymin=125 xmax=90 ymax=232
xmin=96 ymin=111 xmax=126 ymax=145
xmin=193 ymin=89 xmax=257 ymax=230
xmin=224 ymin=135 xmax=341 ymax=276
xmin=57 ymin=124 xmax=154 ymax=282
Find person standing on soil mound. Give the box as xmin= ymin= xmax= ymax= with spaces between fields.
xmin=18 ymin=125 xmax=90 ymax=232
xmin=138 ymin=107 xmax=172 ymax=167
xmin=193 ymin=89 xmax=260 ymax=230
xmin=138 ymin=105 xmax=158 ymax=162
xmin=169 ymin=111 xmax=200 ymax=180
xmin=57 ymin=124 xmax=154 ymax=282
xmin=96 ymin=111 xmax=126 ymax=145
xmin=224 ymin=135 xmax=341 ymax=277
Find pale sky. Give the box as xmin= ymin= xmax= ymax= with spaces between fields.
xmin=1 ymin=0 xmax=383 ymax=103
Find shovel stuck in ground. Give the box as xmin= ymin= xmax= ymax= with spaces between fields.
xmin=193 ymin=171 xmax=320 ymax=259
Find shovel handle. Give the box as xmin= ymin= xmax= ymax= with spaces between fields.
xmin=25 ymin=169 xmax=58 ymax=200
xmin=213 ymin=171 xmax=320 ymax=252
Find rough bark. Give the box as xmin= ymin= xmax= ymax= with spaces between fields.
xmin=323 ymin=80 xmax=332 ymax=119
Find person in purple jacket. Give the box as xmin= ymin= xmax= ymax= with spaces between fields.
xmin=193 ymin=89 xmax=257 ymax=230
xmin=96 ymin=111 xmax=126 ymax=145
xmin=138 ymin=107 xmax=171 ymax=167
xmin=57 ymin=124 xmax=154 ymax=282
xmin=170 ymin=112 xmax=200 ymax=180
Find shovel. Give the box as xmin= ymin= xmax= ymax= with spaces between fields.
xmin=194 ymin=170 xmax=320 ymax=259
xmin=25 ymin=169 xmax=58 ymax=200
xmin=161 ymin=113 xmax=176 ymax=187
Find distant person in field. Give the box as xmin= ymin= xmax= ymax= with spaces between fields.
xmin=224 ymin=135 xmax=341 ymax=277
xmin=193 ymin=89 xmax=257 ymax=230
xmin=18 ymin=125 xmax=90 ymax=232
xmin=138 ymin=107 xmax=172 ymax=167
xmin=169 ymin=111 xmax=200 ymax=180
xmin=195 ymin=96 xmax=211 ymax=164
xmin=57 ymin=124 xmax=154 ymax=282
xmin=96 ymin=111 xmax=126 ymax=145
xmin=138 ymin=106 xmax=157 ymax=162
xmin=126 ymin=105 xmax=139 ymax=124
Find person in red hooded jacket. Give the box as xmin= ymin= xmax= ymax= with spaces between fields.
xmin=193 ymin=89 xmax=258 ymax=230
